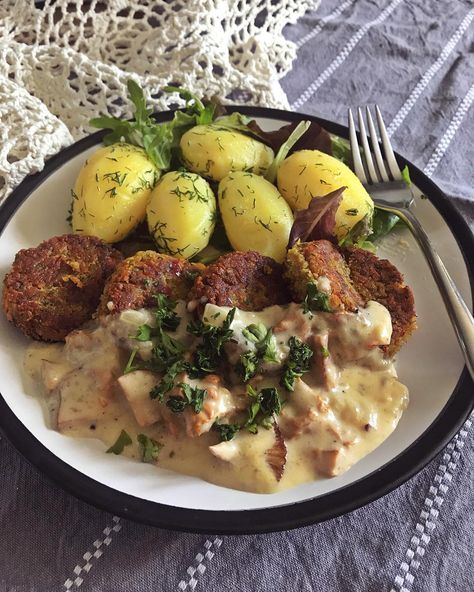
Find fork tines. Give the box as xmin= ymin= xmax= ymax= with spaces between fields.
xmin=348 ymin=106 xmax=403 ymax=185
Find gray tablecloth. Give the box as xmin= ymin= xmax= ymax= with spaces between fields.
xmin=1 ymin=1 xmax=474 ymax=591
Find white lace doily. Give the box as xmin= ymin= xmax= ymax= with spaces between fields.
xmin=0 ymin=0 xmax=319 ymax=203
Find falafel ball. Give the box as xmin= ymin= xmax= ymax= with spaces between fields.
xmin=189 ymin=251 xmax=290 ymax=311
xmin=2 ymin=234 xmax=123 ymax=341
xmin=97 ymin=250 xmax=204 ymax=315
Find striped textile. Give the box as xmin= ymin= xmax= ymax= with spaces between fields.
xmin=0 ymin=1 xmax=473 ymax=591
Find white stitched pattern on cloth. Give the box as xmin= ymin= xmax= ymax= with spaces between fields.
xmin=294 ymin=0 xmax=357 ymax=49
xmin=387 ymin=8 xmax=474 ymax=138
xmin=290 ymin=0 xmax=405 ymax=110
xmin=390 ymin=414 xmax=473 ymax=592
xmin=423 ymin=81 xmax=474 ymax=177
xmin=177 ymin=538 xmax=223 ymax=591
xmin=63 ymin=516 xmax=122 ymax=590
xmin=389 ymin=82 xmax=474 ymax=592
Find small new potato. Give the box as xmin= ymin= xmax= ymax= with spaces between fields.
xmin=277 ymin=149 xmax=374 ymax=239
xmin=147 ymin=171 xmax=216 ymax=259
xmin=72 ymin=143 xmax=159 ymax=243
xmin=218 ymin=172 xmax=293 ymax=263
xmin=180 ymin=125 xmax=274 ymax=182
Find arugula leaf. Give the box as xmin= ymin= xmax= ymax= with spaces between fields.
xmin=163 ymin=86 xmax=218 ymax=124
xmin=106 ymin=430 xmax=132 ymax=455
xmin=212 ymin=421 xmax=241 ymax=442
xmin=265 ymin=120 xmax=311 ymax=183
xmin=90 ymin=80 xmax=220 ymax=171
xmin=302 ymin=282 xmax=332 ymax=314
xmin=281 ymin=336 xmax=313 ymax=391
xmin=137 ymin=434 xmax=162 ymax=463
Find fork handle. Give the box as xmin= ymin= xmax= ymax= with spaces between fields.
xmin=401 ymin=209 xmax=474 ymax=382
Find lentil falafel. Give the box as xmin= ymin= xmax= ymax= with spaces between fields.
xmin=97 ymin=250 xmax=204 ymax=315
xmin=2 ymin=234 xmax=123 ymax=341
xmin=189 ymin=250 xmax=290 ymax=311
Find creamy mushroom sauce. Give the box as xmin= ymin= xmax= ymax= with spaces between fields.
xmin=24 ymin=300 xmax=408 ymax=494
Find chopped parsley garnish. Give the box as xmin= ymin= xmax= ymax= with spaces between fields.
xmin=166 ymin=383 xmax=207 ymax=414
xmin=238 ymin=323 xmax=279 ymax=381
xmin=106 ymin=430 xmax=132 ymax=455
xmin=240 ymin=351 xmax=259 ymax=382
xmin=134 ymin=324 xmax=153 ymax=342
xmin=137 ymin=434 xmax=162 ymax=463
xmin=154 ymin=293 xmax=180 ymax=331
xmin=302 ymin=282 xmax=332 ymax=314
xmin=281 ymin=336 xmax=313 ymax=391
xmin=150 ymin=359 xmax=187 ymax=401
xmin=187 ymin=308 xmax=235 ymax=377
xmin=245 ymin=385 xmax=282 ymax=434
xmin=212 ymin=421 xmax=241 ymax=442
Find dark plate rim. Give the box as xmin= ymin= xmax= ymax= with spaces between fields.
xmin=0 ymin=106 xmax=473 ymax=534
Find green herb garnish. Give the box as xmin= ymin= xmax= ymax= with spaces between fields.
xmin=150 ymin=359 xmax=187 ymax=401
xmin=212 ymin=421 xmax=241 ymax=442
xmin=187 ymin=308 xmax=235 ymax=377
xmin=238 ymin=323 xmax=279 ymax=381
xmin=245 ymin=386 xmax=282 ymax=434
xmin=281 ymin=336 xmax=313 ymax=391
xmin=137 ymin=434 xmax=163 ymax=463
xmin=106 ymin=430 xmax=132 ymax=454
xmin=166 ymin=383 xmax=207 ymax=414
xmin=90 ymin=81 xmax=218 ymax=170
xmin=302 ymin=282 xmax=332 ymax=314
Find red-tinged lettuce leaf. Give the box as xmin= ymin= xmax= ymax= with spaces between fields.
xmin=288 ymin=187 xmax=346 ymax=248
xmin=246 ymin=120 xmax=333 ymax=156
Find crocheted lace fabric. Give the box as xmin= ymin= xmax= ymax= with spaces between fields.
xmin=0 ymin=0 xmax=319 ymax=203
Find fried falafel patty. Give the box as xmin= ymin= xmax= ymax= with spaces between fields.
xmin=2 ymin=234 xmax=123 ymax=341
xmin=341 ymin=246 xmax=417 ymax=356
xmin=285 ymin=240 xmax=364 ymax=311
xmin=284 ymin=240 xmax=416 ymax=355
xmin=190 ymin=251 xmax=290 ymax=311
xmin=98 ymin=250 xmax=204 ymax=315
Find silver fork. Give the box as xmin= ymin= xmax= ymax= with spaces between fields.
xmin=348 ymin=106 xmax=474 ymax=381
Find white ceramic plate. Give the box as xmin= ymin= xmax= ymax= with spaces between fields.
xmin=0 ymin=107 xmax=472 ymax=533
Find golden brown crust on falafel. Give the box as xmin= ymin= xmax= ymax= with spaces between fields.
xmin=97 ymin=250 xmax=204 ymax=315
xmin=284 ymin=240 xmax=416 ymax=355
xmin=2 ymin=234 xmax=122 ymax=341
xmin=284 ymin=240 xmax=365 ymax=312
xmin=342 ymin=246 xmax=417 ymax=356
xmin=190 ymin=251 xmax=290 ymax=311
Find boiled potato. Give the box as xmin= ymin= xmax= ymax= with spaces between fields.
xmin=218 ymin=172 xmax=293 ymax=262
xmin=277 ymin=149 xmax=374 ymax=239
xmin=180 ymin=125 xmax=274 ymax=182
xmin=72 ymin=143 xmax=159 ymax=243
xmin=147 ymin=171 xmax=216 ymax=259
